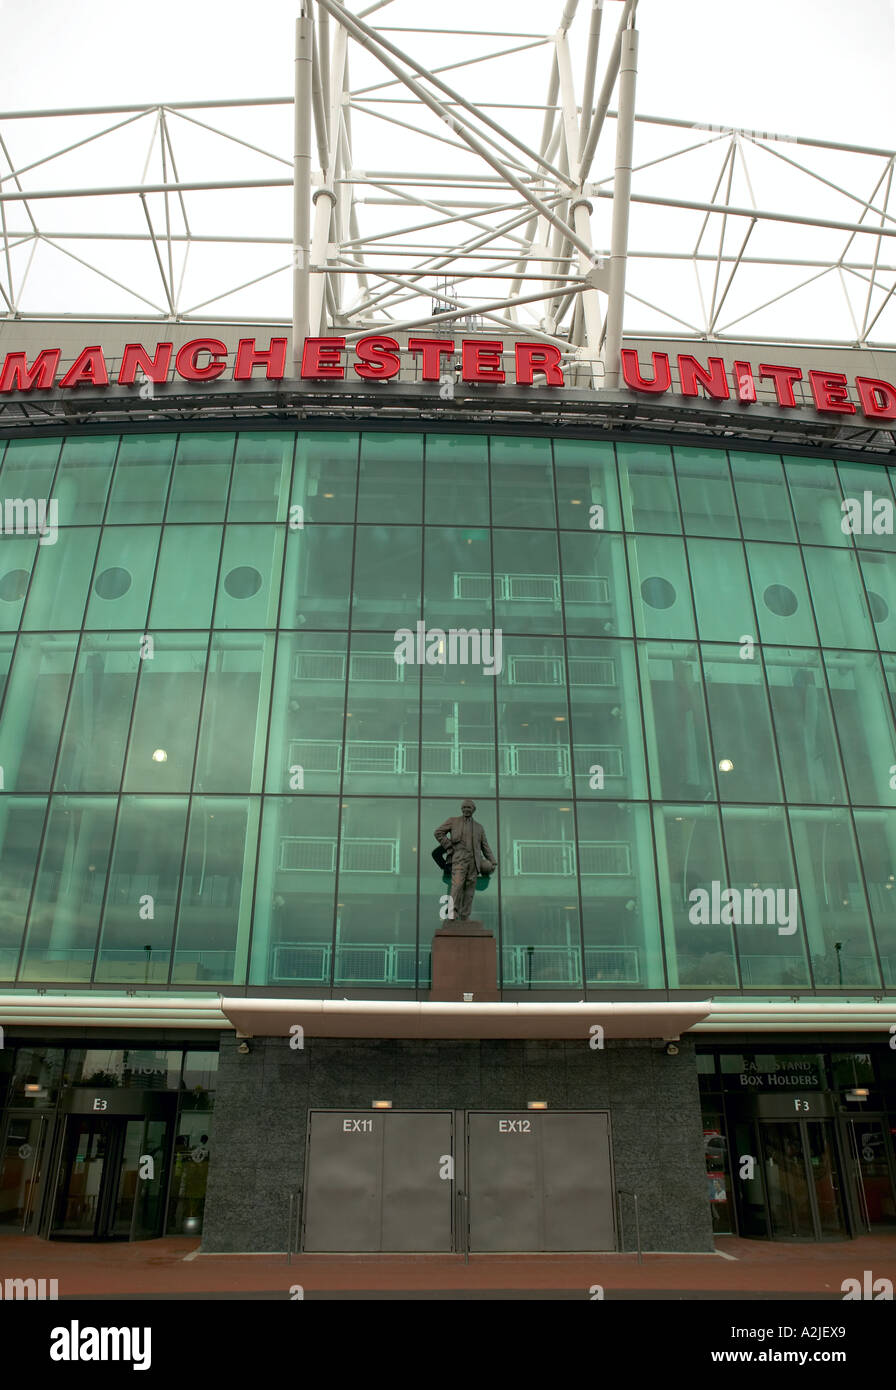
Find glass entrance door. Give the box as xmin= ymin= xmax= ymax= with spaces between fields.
xmin=51 ymin=1114 xmax=170 ymax=1241
xmin=760 ymin=1120 xmax=847 ymax=1240
xmin=847 ymin=1119 xmax=896 ymax=1229
xmin=0 ymin=1113 xmax=49 ymax=1234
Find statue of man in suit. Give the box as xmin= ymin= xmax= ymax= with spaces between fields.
xmin=433 ymin=799 xmax=497 ymax=921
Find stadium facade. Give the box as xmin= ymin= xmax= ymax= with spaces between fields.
xmin=0 ymin=321 xmax=894 ymax=1253
xmin=2 ymin=0 xmax=896 ymax=1257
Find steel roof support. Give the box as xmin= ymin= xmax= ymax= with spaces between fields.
xmin=293 ymin=5 xmax=313 ymax=368
xmin=602 ymin=26 xmax=638 ymax=389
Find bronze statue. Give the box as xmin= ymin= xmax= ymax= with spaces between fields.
xmin=433 ymin=799 xmax=497 ymax=921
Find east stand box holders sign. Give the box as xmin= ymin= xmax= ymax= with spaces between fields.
xmin=1 ymin=336 xmax=895 ymax=421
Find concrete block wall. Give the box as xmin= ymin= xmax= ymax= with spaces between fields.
xmin=201 ymin=1032 xmax=712 ymax=1253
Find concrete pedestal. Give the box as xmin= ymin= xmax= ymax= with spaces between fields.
xmin=429 ymin=920 xmax=499 ymax=1002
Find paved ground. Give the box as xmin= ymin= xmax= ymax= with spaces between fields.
xmin=1 ymin=1233 xmax=895 ymax=1298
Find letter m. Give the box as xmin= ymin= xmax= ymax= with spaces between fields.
xmin=5 ymin=499 xmax=36 ymax=533
xmin=743 ymin=887 xmax=775 ymax=925
xmin=5 ymin=1278 xmax=36 ymax=1299
xmin=0 ymin=350 xmax=61 ymax=394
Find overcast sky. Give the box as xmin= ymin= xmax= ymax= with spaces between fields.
xmin=2 ymin=0 xmax=894 ymax=342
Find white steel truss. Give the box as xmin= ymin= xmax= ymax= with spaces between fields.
xmin=1 ymin=0 xmax=895 ymax=383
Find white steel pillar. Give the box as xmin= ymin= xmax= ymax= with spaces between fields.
xmin=292 ymin=4 xmax=314 ymax=372
xmin=601 ymin=25 xmax=637 ymax=389
xmin=309 ymin=185 xmax=337 ymax=335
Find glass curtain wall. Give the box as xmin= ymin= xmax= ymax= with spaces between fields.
xmin=0 ymin=427 xmax=893 ymax=991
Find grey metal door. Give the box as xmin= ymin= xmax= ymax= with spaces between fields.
xmin=302 ymin=1110 xmax=453 ymax=1252
xmin=467 ymin=1111 xmax=615 ymax=1252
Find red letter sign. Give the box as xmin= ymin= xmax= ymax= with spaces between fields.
xmin=619 ymin=349 xmax=671 ymax=393
xmin=176 ymin=339 xmax=228 ymax=382
xmin=118 ymin=342 xmax=173 ymax=385
xmin=0 ymin=349 xmax=60 ymax=393
xmin=515 ymin=342 xmax=564 ymax=386
xmin=59 ymin=346 xmax=109 ymax=389
xmin=759 ymin=363 xmax=803 ymax=408
xmin=301 ymin=337 xmax=345 ymax=380
xmin=354 ymin=335 xmax=401 ymax=380
xmin=678 ymin=355 xmax=729 ymax=400
xmin=462 ymin=340 xmax=505 ymax=384
xmin=407 ymin=337 xmax=454 ymax=381
xmin=856 ymin=376 xmax=896 ymax=421
xmin=808 ymin=370 xmax=855 ymax=415
xmin=233 ymin=337 xmax=288 ymax=381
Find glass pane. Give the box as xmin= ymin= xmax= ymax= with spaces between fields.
xmin=729 ymin=450 xmax=796 ymax=542
xmin=674 ymin=446 xmax=739 ymax=537
xmin=194 ymin=633 xmax=272 ymax=793
xmin=807 ymin=1123 xmax=847 ymax=1237
xmin=653 ymin=803 xmax=737 ymax=987
xmin=701 ymin=645 xmax=782 ymax=802
xmin=788 ymin=807 xmax=879 ymax=988
xmin=280 ymin=523 xmax=352 ymax=629
xmin=19 ymin=796 xmax=117 ymax=982
xmin=250 ymin=796 xmax=339 ymax=986
xmin=493 ymin=529 xmax=561 ymax=635
xmin=762 ymin=1123 xmax=814 ymax=1239
xmin=785 ymin=456 xmax=849 ymax=547
xmin=721 ymin=806 xmax=810 ymax=988
xmin=568 ymin=637 xmax=647 ymax=799
xmin=53 ymin=436 xmax=117 ymax=524
xmin=344 ymin=631 xmax=419 ymax=795
xmin=293 ymin=432 xmax=358 ymax=523
xmin=21 ymin=527 xmax=99 ymax=631
xmin=228 ymin=431 xmax=294 ymax=521
xmin=561 ymin=532 xmax=631 ymax=637
xmin=105 ymin=434 xmax=176 ymax=523
xmin=687 ymin=537 xmax=755 ymax=642
xmin=639 ymin=642 xmax=715 ymax=800
xmin=763 ymin=648 xmax=847 ymax=804
xmin=490 ymin=435 xmax=555 ymax=527
xmin=213 ymin=525 xmax=283 ymax=628
xmin=84 ymin=527 xmax=160 ymax=630
xmin=122 ymin=636 xmax=207 ymax=792
xmin=166 ymin=434 xmax=234 ymax=522
xmin=0 ymin=798 xmax=47 ymax=980
xmin=0 ymin=1114 xmax=49 ymax=1232
xmin=266 ymin=632 xmax=346 ymax=794
xmin=54 ymin=635 xmax=141 ymax=792
xmin=0 ymin=634 xmax=13 ymax=709
xmin=94 ymin=797 xmax=189 ymax=983
xmin=578 ymin=801 xmax=663 ymax=988
xmin=150 ymin=525 xmax=222 ymax=629
xmin=803 ymin=547 xmax=875 ymax=650
xmin=825 ymin=649 xmax=896 ymax=806
xmin=424 ymin=433 xmax=488 ymax=525
xmin=617 ymin=441 xmax=682 ymax=533
xmin=0 ymin=536 xmax=38 ymax=631
xmin=745 ymin=540 xmax=819 ymax=646
xmin=497 ymin=637 xmax=571 ymax=797
xmin=351 ymin=526 xmax=421 ymax=631
xmin=853 ymin=810 xmax=896 ymax=987
xmin=420 ymin=657 xmax=496 ymax=798
xmin=497 ymin=801 xmax=581 ymax=989
xmin=555 ymin=438 xmax=621 ymax=531
xmin=858 ymin=550 xmax=896 ymax=651
xmin=628 ymin=535 xmax=696 ymax=640
xmin=357 ymin=432 xmax=423 ymax=523
xmin=424 ymin=525 xmax=492 ymax=631
xmin=835 ymin=460 xmax=896 ymax=553
xmin=171 ymin=797 xmax=256 ymax=985
xmin=0 ymin=634 xmax=77 ymax=790
xmin=0 ymin=438 xmax=61 ymax=508
xmin=335 ymin=798 xmax=418 ymax=985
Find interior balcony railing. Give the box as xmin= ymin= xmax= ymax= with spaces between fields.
xmin=292 ymin=645 xmax=620 ymax=687
xmin=268 ymin=942 xmax=642 ymax=987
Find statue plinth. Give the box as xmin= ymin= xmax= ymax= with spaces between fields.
xmin=429 ymin=920 xmax=499 ymax=1002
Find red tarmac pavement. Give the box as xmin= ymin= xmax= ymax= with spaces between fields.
xmin=1 ymin=1234 xmax=896 ymax=1297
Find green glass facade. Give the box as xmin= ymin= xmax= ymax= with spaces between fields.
xmin=0 ymin=426 xmax=895 ymax=994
